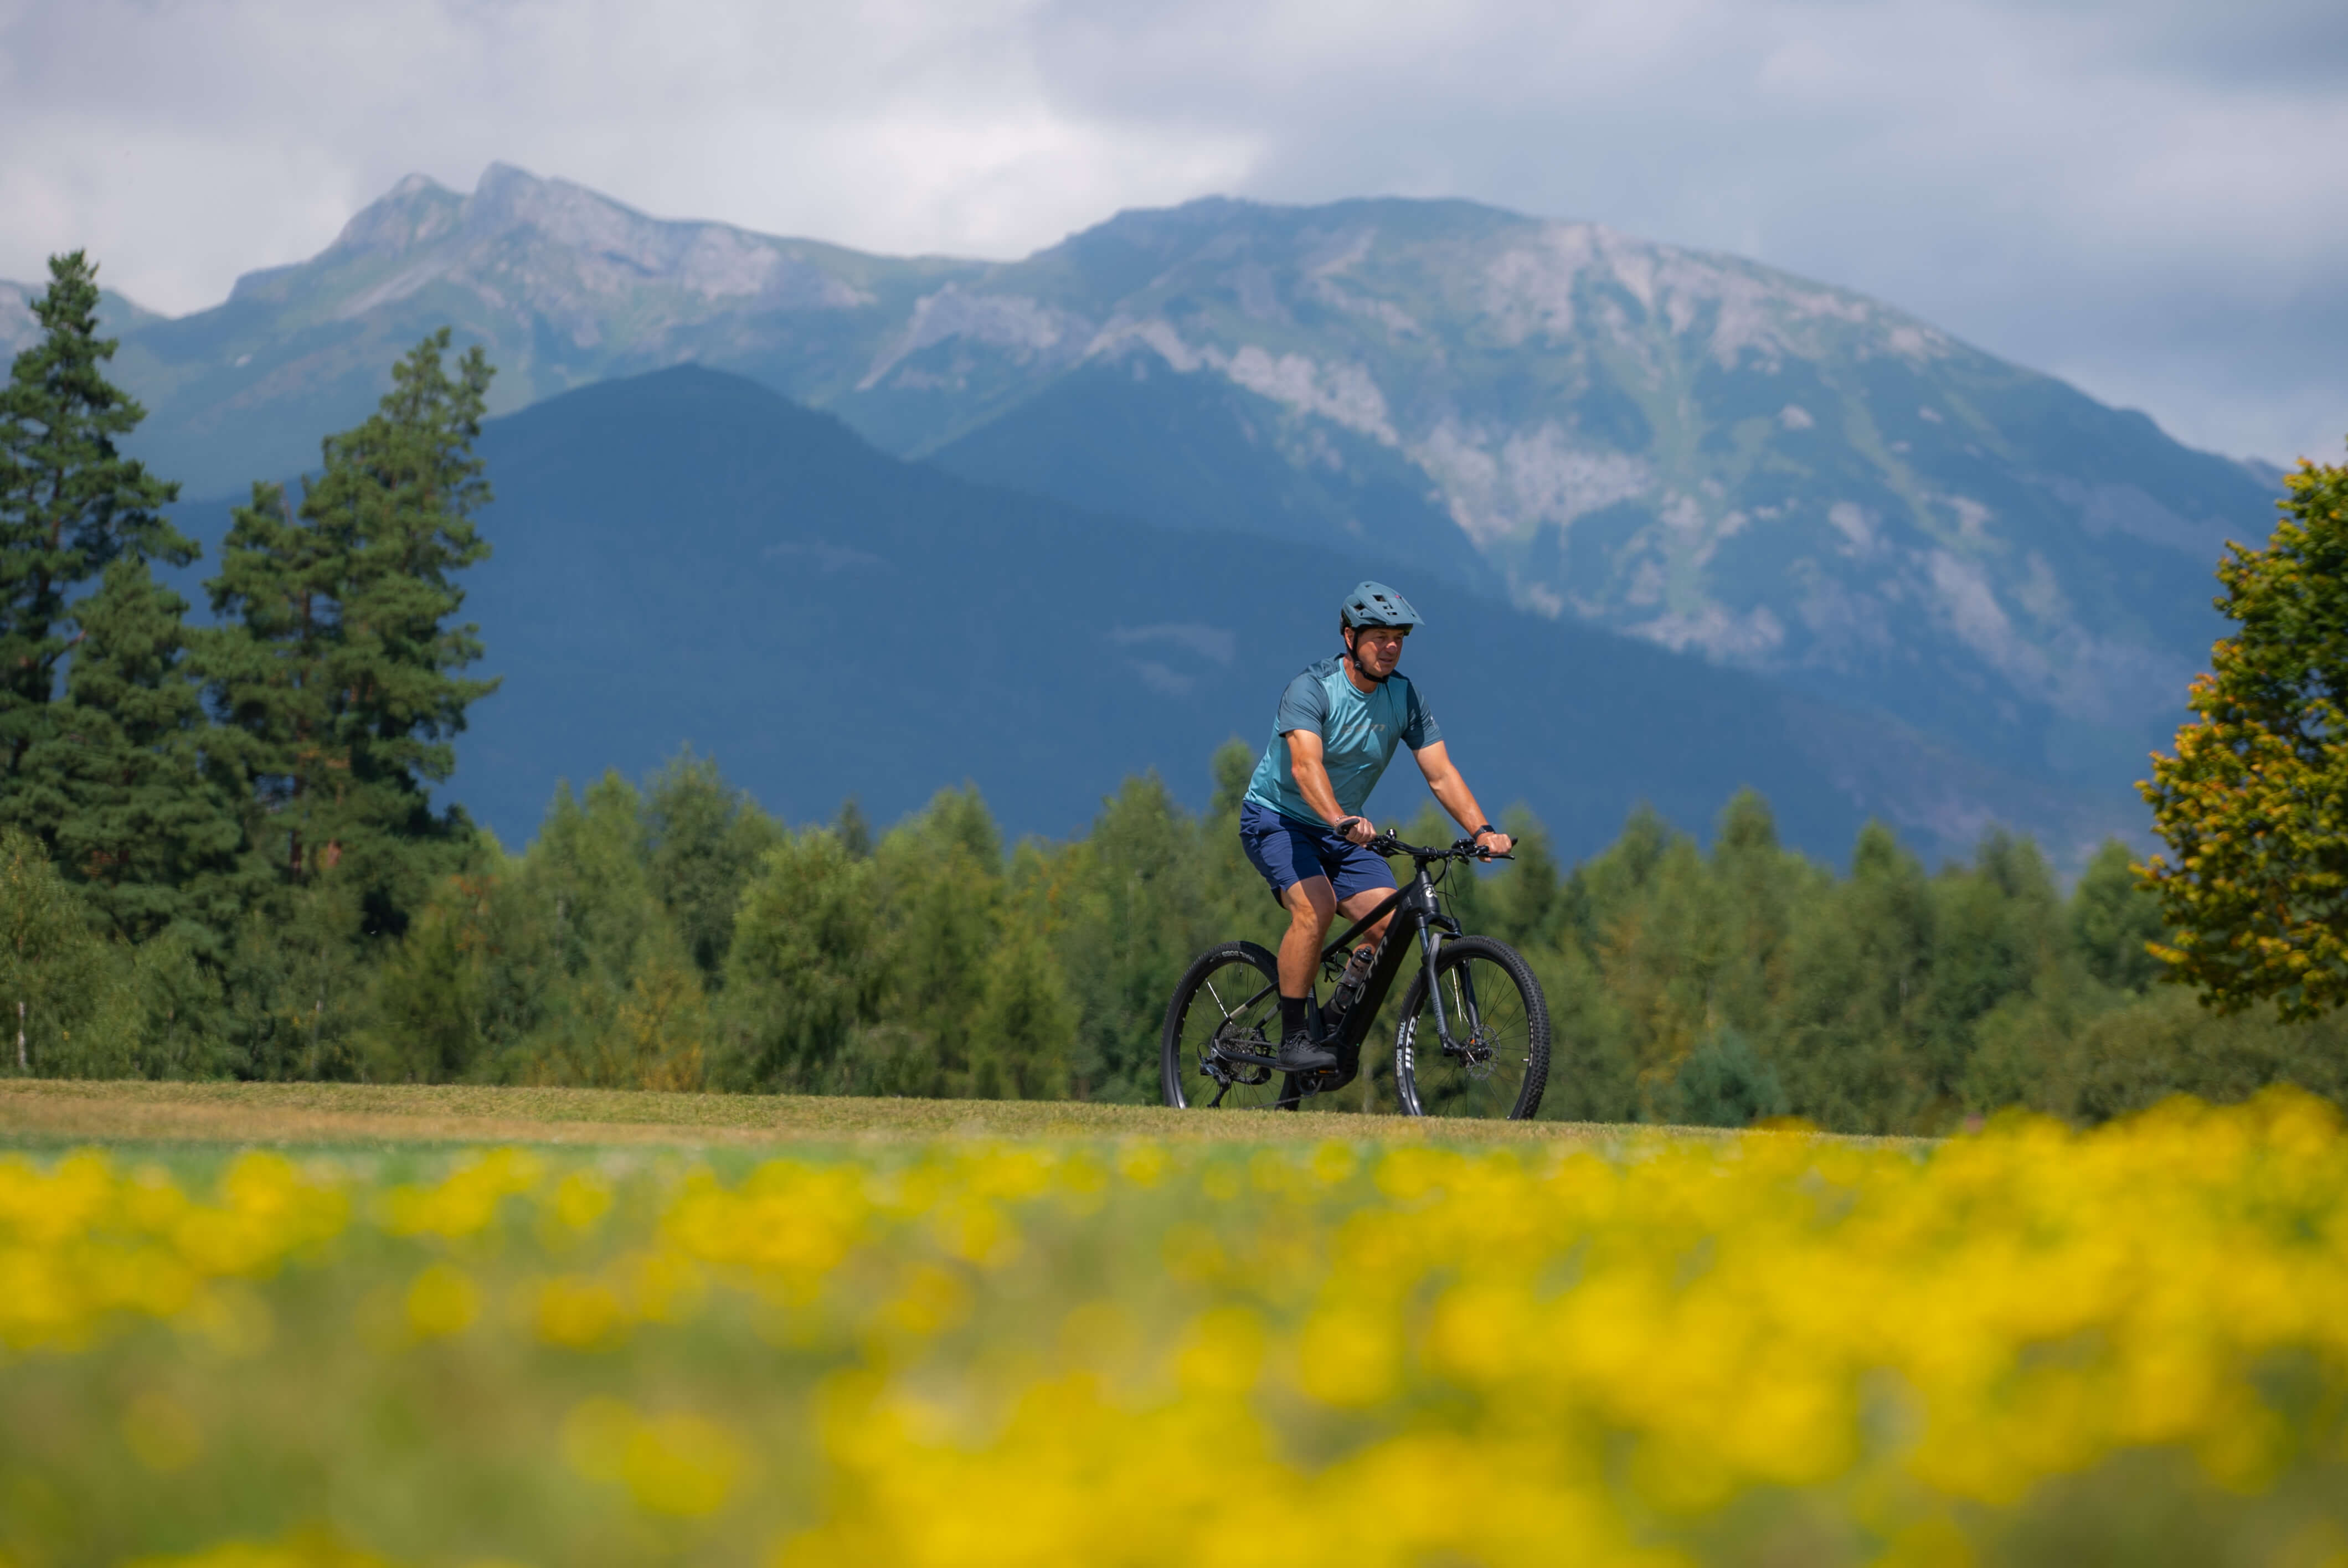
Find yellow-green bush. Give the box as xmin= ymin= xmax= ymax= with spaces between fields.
xmin=6 ymin=1094 xmax=2348 ymax=1565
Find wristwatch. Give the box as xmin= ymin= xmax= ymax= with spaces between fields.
xmin=1474 ymin=823 xmax=1500 ymax=839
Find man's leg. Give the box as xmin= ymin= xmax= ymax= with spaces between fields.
xmin=1332 ymin=886 xmax=1397 ymax=951
xmin=1278 ymin=885 xmax=1397 ymax=1005
xmin=1276 ymin=876 xmax=1339 ymax=1070
xmin=1278 ymin=875 xmax=1338 ymax=997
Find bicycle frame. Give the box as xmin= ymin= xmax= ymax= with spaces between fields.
xmin=1316 ymin=869 xmax=1460 ymax=1053
xmin=1211 ymin=845 xmax=1481 ymax=1084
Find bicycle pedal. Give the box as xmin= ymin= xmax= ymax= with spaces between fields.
xmin=1301 ymin=1064 xmax=1356 ymax=1096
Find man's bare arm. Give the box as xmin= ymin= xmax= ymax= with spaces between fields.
xmin=1283 ymin=730 xmax=1377 ymax=845
xmin=1413 ymin=741 xmax=1514 ymax=855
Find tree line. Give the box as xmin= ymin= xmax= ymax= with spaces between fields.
xmin=1 ymin=253 xmax=496 ymax=1075
xmin=4 ymin=249 xmax=2344 ymax=1129
xmin=11 ymin=723 xmax=2345 ymax=1130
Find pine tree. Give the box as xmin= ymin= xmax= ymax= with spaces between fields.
xmin=14 ymin=556 xmax=238 ymax=940
xmin=199 ymin=329 xmax=498 ymax=935
xmin=0 ymin=252 xmax=190 ymax=787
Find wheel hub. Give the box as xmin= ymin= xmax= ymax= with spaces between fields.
xmin=1456 ymin=1029 xmax=1498 ymax=1081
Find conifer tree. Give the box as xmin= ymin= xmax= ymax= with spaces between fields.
xmin=14 ymin=557 xmax=238 ymax=939
xmin=0 ymin=252 xmax=190 ymax=785
xmin=200 ymin=328 xmax=498 ymax=935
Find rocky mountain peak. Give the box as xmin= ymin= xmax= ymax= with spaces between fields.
xmin=459 ymin=161 xmax=639 ymax=249
xmin=322 ymin=172 xmax=464 ymax=260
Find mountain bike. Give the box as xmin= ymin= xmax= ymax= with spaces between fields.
xmin=1160 ymin=832 xmax=1551 ymax=1118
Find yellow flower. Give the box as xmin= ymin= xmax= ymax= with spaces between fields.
xmin=404 ymin=1263 xmax=480 ymax=1339
xmin=533 ymin=1276 xmax=624 ymax=1349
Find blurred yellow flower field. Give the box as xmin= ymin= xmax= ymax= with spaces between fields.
xmin=6 ymin=1093 xmax=2348 ymax=1566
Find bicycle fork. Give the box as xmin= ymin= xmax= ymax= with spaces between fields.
xmin=1407 ymin=878 xmax=1483 ymax=1062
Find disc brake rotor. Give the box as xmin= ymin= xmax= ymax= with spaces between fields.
xmin=1458 ymin=1028 xmax=1499 ymax=1081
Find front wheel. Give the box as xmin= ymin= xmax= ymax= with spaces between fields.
xmin=1161 ymin=941 xmax=1302 ymax=1111
xmin=1394 ymin=936 xmax=1549 ymax=1119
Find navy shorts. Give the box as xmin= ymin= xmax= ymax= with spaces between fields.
xmin=1238 ymin=802 xmax=1399 ymax=904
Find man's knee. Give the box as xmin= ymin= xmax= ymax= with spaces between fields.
xmin=1283 ymin=879 xmax=1336 ymax=931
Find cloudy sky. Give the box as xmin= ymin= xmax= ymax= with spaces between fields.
xmin=2 ymin=0 xmax=2341 ymax=465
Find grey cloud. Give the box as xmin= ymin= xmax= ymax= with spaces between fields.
xmin=1019 ymin=0 xmax=2348 ymax=462
xmin=0 ymin=0 xmax=2340 ymax=463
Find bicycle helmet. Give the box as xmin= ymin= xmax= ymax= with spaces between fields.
xmin=1340 ymin=581 xmax=1424 ymax=631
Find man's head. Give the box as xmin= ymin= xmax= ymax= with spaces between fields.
xmin=1345 ymin=622 xmax=1409 ymax=682
xmin=1339 ymin=581 xmax=1423 ymax=684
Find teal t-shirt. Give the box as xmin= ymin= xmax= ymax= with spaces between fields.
xmin=1244 ymin=657 xmax=1441 ymax=825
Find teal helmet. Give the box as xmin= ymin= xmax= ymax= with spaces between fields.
xmin=1341 ymin=580 xmax=1424 ymax=630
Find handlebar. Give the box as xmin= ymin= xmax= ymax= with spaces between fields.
xmin=1366 ymin=830 xmax=1512 ymax=863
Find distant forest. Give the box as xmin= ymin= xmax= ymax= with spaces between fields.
xmin=4 ymin=257 xmax=2344 ymax=1132
xmin=12 ymin=732 xmax=2348 ymax=1131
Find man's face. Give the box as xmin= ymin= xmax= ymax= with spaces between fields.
xmin=1350 ymin=625 xmax=1409 ymax=679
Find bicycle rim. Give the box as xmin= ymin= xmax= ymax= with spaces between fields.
xmin=1161 ymin=942 xmax=1300 ymax=1111
xmin=1394 ymin=936 xmax=1549 ymax=1118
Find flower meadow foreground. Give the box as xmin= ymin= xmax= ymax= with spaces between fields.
xmin=4 ymin=1096 xmax=2348 ymax=1566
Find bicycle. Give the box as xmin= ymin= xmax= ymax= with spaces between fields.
xmin=1160 ymin=831 xmax=1551 ymax=1118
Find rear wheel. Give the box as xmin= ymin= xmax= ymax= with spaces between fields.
xmin=1393 ymin=936 xmax=1549 ymax=1118
xmin=1161 ymin=941 xmax=1301 ymax=1111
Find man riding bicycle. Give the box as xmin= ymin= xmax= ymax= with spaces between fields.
xmin=1239 ymin=581 xmax=1515 ymax=1074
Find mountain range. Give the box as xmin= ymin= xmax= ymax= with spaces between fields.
xmin=6 ymin=163 xmax=2279 ymax=855
xmin=163 ymin=366 xmax=2125 ymax=863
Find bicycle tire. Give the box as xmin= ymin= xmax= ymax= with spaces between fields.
xmin=1393 ymin=935 xmax=1549 ymax=1119
xmin=1160 ymin=941 xmax=1302 ymax=1111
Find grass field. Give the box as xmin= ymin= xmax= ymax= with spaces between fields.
xmin=0 ymin=1079 xmax=1752 ymax=1152
xmin=3 ymin=1083 xmax=2345 ymax=1567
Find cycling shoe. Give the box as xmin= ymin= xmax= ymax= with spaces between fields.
xmin=1275 ymin=1030 xmax=1337 ymax=1073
